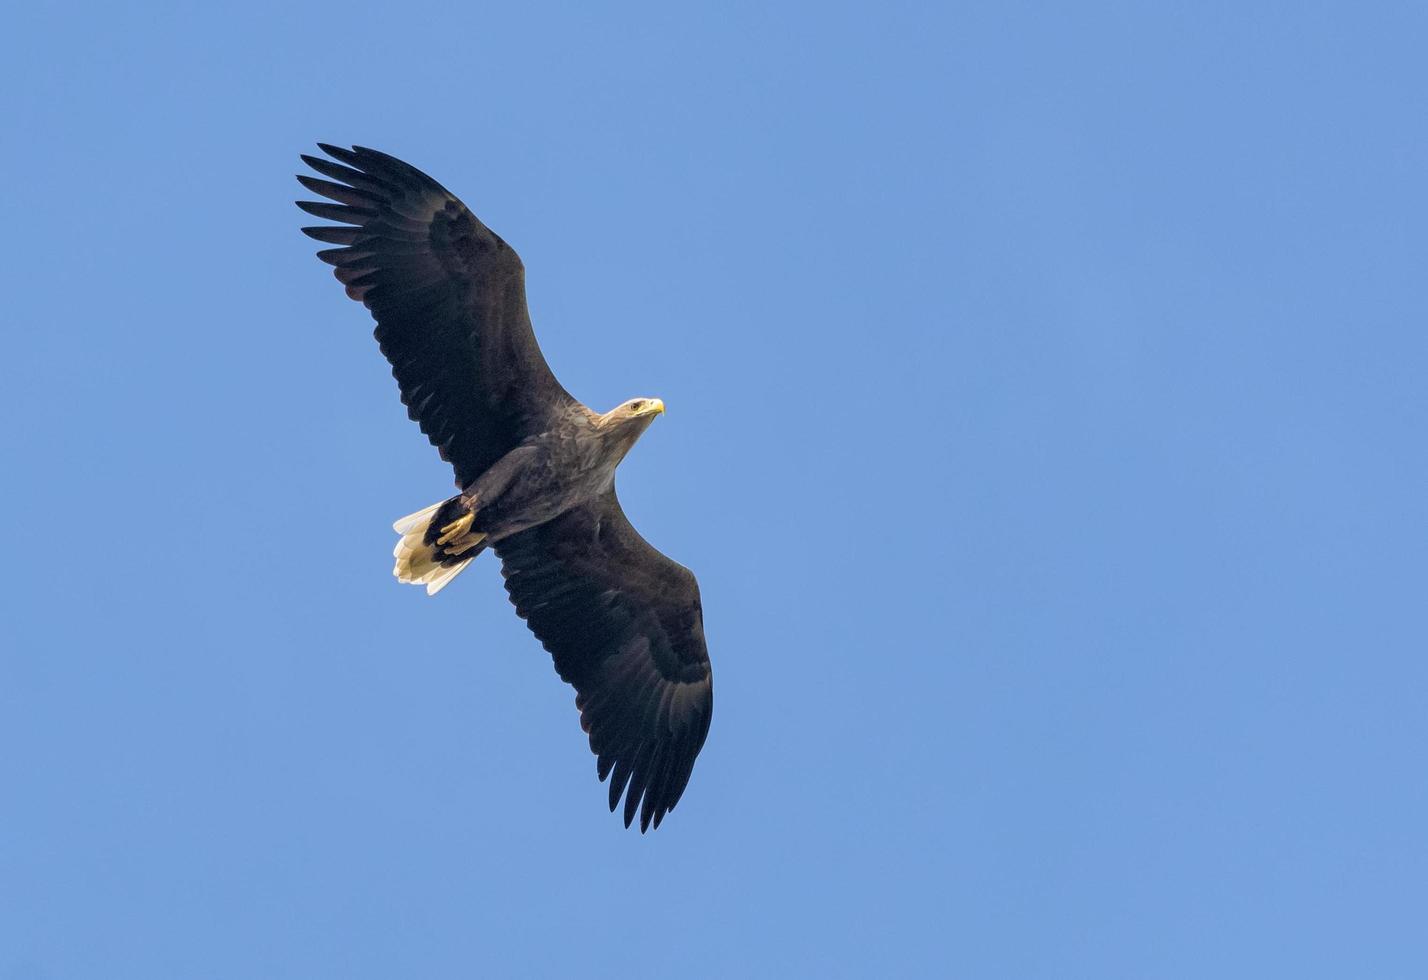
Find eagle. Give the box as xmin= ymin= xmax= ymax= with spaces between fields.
xmin=296 ymin=144 xmax=712 ymax=831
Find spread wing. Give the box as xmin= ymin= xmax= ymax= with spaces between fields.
xmin=297 ymin=144 xmax=573 ymax=488
xmin=496 ymin=491 xmax=714 ymax=831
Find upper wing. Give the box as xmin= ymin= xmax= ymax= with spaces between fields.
xmin=297 ymin=144 xmax=573 ymax=488
xmin=496 ymin=491 xmax=714 ymax=831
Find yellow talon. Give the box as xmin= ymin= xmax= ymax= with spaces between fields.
xmin=443 ymin=532 xmax=487 ymax=556
xmin=436 ymin=513 xmax=474 ymax=546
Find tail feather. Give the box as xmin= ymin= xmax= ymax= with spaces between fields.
xmin=393 ymin=502 xmax=442 ymax=535
xmin=392 ymin=496 xmax=486 ymax=595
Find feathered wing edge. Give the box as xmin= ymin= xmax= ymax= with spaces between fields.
xmin=495 ymin=493 xmax=714 ymax=831
xmin=295 ymin=143 xmax=573 ymax=487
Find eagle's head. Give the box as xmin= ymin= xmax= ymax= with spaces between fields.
xmin=604 ymin=397 xmax=665 ymax=427
xmin=598 ymin=397 xmax=666 ymax=453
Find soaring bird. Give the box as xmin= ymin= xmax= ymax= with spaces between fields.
xmin=296 ymin=145 xmax=712 ymax=831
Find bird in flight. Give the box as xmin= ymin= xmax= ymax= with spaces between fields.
xmin=297 ymin=145 xmax=712 ymax=831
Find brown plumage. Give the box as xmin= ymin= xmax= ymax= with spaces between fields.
xmin=298 ymin=144 xmax=712 ymax=831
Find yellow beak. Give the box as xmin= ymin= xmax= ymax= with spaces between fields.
xmin=646 ymin=398 xmax=666 ymax=416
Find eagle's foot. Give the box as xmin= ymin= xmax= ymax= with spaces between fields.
xmin=443 ymin=532 xmax=487 ymax=556
xmin=436 ymin=513 xmax=474 ymax=546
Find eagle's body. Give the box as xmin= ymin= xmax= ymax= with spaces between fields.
xmin=297 ymin=145 xmax=712 ymax=831
xmin=469 ymin=398 xmax=661 ymax=546
xmin=392 ymin=397 xmax=665 ymax=587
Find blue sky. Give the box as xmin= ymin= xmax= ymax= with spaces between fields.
xmin=3 ymin=2 xmax=1426 ymax=977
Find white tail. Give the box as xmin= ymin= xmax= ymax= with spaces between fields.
xmin=391 ymin=501 xmax=481 ymax=596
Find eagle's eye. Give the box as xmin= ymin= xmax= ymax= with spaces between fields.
xmin=630 ymin=401 xmax=643 ymax=411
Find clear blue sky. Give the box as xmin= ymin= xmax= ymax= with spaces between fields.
xmin=3 ymin=2 xmax=1425 ymax=977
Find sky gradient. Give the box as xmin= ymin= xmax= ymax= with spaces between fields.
xmin=4 ymin=2 xmax=1427 ymax=977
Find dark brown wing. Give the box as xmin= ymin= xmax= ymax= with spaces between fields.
xmin=496 ymin=491 xmax=713 ymax=831
xmin=297 ymin=144 xmax=572 ymax=488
